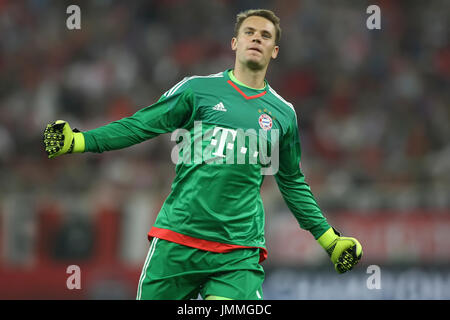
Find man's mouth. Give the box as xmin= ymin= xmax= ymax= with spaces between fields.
xmin=248 ymin=47 xmax=262 ymax=54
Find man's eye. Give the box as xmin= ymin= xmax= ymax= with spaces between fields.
xmin=245 ymin=31 xmax=253 ymax=35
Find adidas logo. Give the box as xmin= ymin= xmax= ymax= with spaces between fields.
xmin=212 ymin=102 xmax=227 ymax=112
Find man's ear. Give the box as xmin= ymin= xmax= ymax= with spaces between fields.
xmin=231 ymin=37 xmax=237 ymax=51
xmin=271 ymin=45 xmax=279 ymax=59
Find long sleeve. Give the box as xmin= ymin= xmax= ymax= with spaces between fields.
xmin=274 ymin=114 xmax=330 ymax=239
xmin=83 ymin=82 xmax=195 ymax=153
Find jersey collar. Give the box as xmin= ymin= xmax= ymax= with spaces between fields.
xmin=224 ymin=69 xmax=268 ymax=100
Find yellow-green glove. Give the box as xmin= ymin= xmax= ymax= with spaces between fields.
xmin=317 ymin=227 xmax=363 ymax=274
xmin=43 ymin=120 xmax=85 ymax=159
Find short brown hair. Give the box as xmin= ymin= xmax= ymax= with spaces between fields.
xmin=234 ymin=9 xmax=281 ymax=45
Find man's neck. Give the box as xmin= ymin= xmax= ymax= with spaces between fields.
xmin=232 ymin=63 xmax=267 ymax=90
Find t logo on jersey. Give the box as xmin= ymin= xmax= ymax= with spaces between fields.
xmin=211 ymin=127 xmax=236 ymax=158
xmin=171 ymin=122 xmax=279 ymax=175
xmin=207 ymin=125 xmax=279 ymax=175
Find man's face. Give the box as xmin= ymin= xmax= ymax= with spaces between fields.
xmin=232 ymin=16 xmax=279 ymax=70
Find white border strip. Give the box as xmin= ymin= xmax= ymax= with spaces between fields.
xmin=166 ymin=72 xmax=224 ymax=97
xmin=268 ymin=86 xmax=297 ymax=120
xmin=136 ymin=237 xmax=159 ymax=300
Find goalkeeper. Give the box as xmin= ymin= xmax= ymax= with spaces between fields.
xmin=43 ymin=9 xmax=362 ymax=300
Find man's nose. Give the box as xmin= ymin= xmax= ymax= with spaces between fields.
xmin=252 ymin=37 xmax=261 ymax=44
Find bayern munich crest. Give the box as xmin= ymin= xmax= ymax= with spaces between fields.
xmin=258 ymin=113 xmax=273 ymax=130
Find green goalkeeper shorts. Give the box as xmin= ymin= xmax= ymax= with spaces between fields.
xmin=136 ymin=238 xmax=265 ymax=300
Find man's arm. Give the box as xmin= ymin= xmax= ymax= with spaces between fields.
xmin=274 ymin=114 xmax=330 ymax=238
xmin=43 ymin=80 xmax=195 ymax=157
xmin=274 ymin=113 xmax=362 ymax=273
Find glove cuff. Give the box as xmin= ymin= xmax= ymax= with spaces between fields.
xmin=72 ymin=132 xmax=85 ymax=153
xmin=317 ymin=227 xmax=339 ymax=251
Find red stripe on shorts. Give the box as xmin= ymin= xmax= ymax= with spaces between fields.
xmin=148 ymin=226 xmax=268 ymax=263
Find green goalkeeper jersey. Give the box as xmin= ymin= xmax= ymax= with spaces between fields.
xmin=83 ymin=69 xmax=330 ymax=262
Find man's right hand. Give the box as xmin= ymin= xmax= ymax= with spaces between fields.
xmin=43 ymin=120 xmax=85 ymax=159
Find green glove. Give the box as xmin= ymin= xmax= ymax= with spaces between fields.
xmin=43 ymin=120 xmax=85 ymax=159
xmin=317 ymin=227 xmax=363 ymax=274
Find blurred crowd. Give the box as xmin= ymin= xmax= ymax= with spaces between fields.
xmin=0 ymin=0 xmax=449 ymax=248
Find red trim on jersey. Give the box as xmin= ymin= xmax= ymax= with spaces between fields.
xmin=148 ymin=226 xmax=268 ymax=263
xmin=227 ymin=80 xmax=267 ymax=100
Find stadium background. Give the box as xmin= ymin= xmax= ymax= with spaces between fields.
xmin=0 ymin=0 xmax=449 ymax=299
